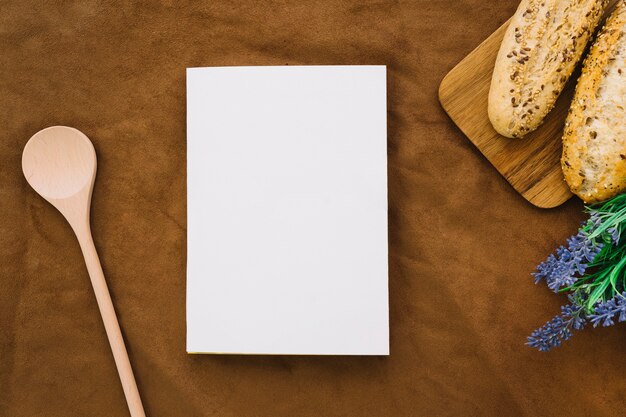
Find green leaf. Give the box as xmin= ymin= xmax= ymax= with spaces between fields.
xmin=588 ymin=279 xmax=610 ymax=310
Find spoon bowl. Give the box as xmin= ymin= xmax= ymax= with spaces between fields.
xmin=22 ymin=126 xmax=96 ymax=201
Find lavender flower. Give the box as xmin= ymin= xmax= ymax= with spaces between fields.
xmin=589 ymin=211 xmax=603 ymax=230
xmin=532 ymin=230 xmax=603 ymax=293
xmin=561 ymin=303 xmax=587 ymax=330
xmin=527 ymin=194 xmax=626 ymax=352
xmin=527 ymin=302 xmax=587 ymax=352
xmin=608 ymin=226 xmax=621 ymax=246
xmin=588 ymin=292 xmax=626 ymax=327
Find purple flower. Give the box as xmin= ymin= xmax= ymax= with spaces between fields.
xmin=588 ymin=292 xmax=626 ymax=327
xmin=527 ymin=302 xmax=587 ymax=351
xmin=589 ymin=212 xmax=603 ymax=229
xmin=561 ymin=304 xmax=587 ymax=330
xmin=532 ymin=230 xmax=603 ymax=293
xmin=608 ymin=226 xmax=621 ymax=245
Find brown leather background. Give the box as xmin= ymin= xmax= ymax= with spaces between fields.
xmin=2 ymin=1 xmax=626 ymax=416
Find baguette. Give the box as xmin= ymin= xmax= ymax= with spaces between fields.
xmin=562 ymin=0 xmax=626 ymax=203
xmin=489 ymin=0 xmax=608 ymax=138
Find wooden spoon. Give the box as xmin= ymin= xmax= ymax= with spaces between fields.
xmin=22 ymin=126 xmax=146 ymax=417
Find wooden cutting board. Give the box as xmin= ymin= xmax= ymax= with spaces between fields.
xmin=439 ymin=20 xmax=575 ymax=209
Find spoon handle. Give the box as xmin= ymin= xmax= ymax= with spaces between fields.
xmin=75 ymin=227 xmax=146 ymax=417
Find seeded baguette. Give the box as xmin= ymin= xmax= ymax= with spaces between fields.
xmin=562 ymin=0 xmax=626 ymax=203
xmin=488 ymin=0 xmax=608 ymax=138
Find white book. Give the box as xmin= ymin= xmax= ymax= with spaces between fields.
xmin=186 ymin=65 xmax=389 ymax=355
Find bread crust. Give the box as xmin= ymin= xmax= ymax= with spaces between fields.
xmin=489 ymin=0 xmax=608 ymax=138
xmin=562 ymin=0 xmax=626 ymax=203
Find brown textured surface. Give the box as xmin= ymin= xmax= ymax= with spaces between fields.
xmin=2 ymin=1 xmax=626 ymax=416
